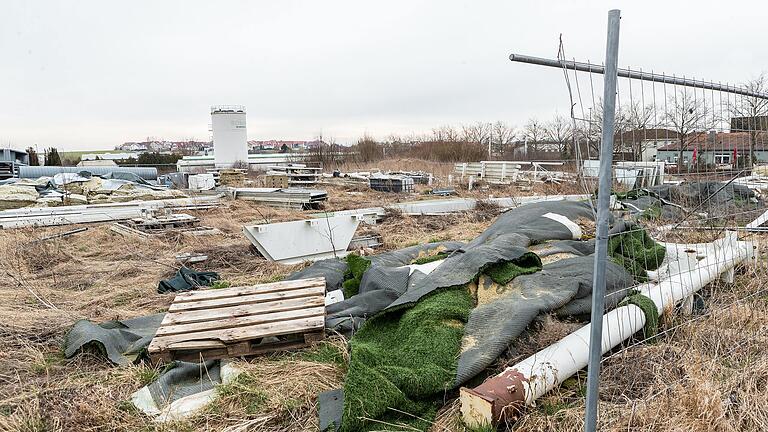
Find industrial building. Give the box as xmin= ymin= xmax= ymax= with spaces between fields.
xmin=0 ymin=148 xmax=29 ymax=179
xmin=211 ymin=105 xmax=249 ymax=168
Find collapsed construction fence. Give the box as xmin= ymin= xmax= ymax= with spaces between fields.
xmin=461 ymin=9 xmax=768 ymax=432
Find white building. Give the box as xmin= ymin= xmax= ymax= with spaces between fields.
xmin=81 ymin=152 xmax=139 ymax=161
xmin=640 ymin=138 xmax=676 ymax=162
xmin=211 ymin=105 xmax=249 ymax=168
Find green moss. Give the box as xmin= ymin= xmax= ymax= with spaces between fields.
xmin=341 ymin=286 xmax=473 ymax=432
xmin=410 ymin=252 xmax=450 ymax=265
xmin=608 ymin=226 xmax=666 ymax=282
xmin=342 ymin=254 xmax=371 ymax=298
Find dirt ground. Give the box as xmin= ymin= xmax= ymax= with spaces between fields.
xmin=0 ymin=164 xmax=766 ymax=431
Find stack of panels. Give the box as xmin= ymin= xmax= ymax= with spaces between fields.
xmin=454 ymin=162 xmax=521 ymax=183
xmin=232 ymin=187 xmax=327 ymax=209
xmin=369 ymin=175 xmax=414 ymax=193
xmin=267 ymin=166 xmax=322 ymax=187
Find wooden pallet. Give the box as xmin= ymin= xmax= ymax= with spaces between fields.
xmin=148 ymin=277 xmax=326 ymax=363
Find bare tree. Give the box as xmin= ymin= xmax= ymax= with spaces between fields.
xmin=491 ymin=121 xmax=518 ymax=157
xmin=545 ymin=114 xmax=572 ymax=157
xmin=585 ymin=99 xmax=630 ymax=156
xmin=623 ymin=102 xmax=655 ymax=160
xmin=664 ymin=89 xmax=713 ymax=172
xmin=730 ymin=73 xmax=768 ymax=164
xmin=461 ymin=122 xmax=492 ymax=145
xmin=522 ymin=118 xmax=547 ymax=153
xmin=431 ymin=125 xmax=461 ymax=143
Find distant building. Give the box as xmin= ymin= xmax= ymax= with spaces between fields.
xmin=656 ymin=131 xmax=768 ymax=166
xmin=731 ymin=116 xmax=768 ymax=132
xmin=615 ymin=129 xmax=680 ymax=162
xmin=116 ymin=140 xmax=209 ymax=154
xmin=77 ymin=159 xmax=118 ymax=167
xmin=81 ymin=152 xmax=138 ymax=161
xmin=0 ymin=148 xmax=29 ymax=179
xmin=248 ymin=140 xmax=327 ymax=152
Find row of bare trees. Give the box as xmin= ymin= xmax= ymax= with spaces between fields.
xmin=308 ymin=75 xmax=768 ymax=170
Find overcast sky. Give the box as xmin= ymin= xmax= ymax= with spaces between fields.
xmin=1 ymin=1 xmax=765 ymax=151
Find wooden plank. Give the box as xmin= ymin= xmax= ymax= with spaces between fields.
xmin=149 ymin=339 xmax=225 ymax=353
xmin=172 ymin=277 xmax=326 ymax=303
xmin=151 ymin=315 xmax=325 ymax=351
xmin=161 ymin=296 xmax=325 ymax=326
xmin=168 ymin=286 xmax=324 ymax=312
xmin=160 ymin=338 xmax=313 ymax=363
xmin=156 ymin=306 xmax=325 ymax=337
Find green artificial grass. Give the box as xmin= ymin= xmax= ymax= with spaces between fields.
xmin=619 ymin=290 xmax=660 ymax=340
xmin=340 ymin=253 xmax=543 ymax=431
xmin=342 ymin=254 xmax=372 ymax=299
xmin=483 ymin=253 xmax=543 ymax=285
xmin=608 ymin=226 xmax=666 ymax=282
xmin=410 ymin=252 xmax=450 ymax=265
xmin=341 ymin=286 xmax=473 ymax=431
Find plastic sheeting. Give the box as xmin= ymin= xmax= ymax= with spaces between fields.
xmin=157 ymin=267 xmax=220 ymax=294
xmin=456 ymin=255 xmax=633 ymax=384
xmin=63 ymin=313 xmax=164 ymax=365
xmin=131 ymin=360 xmax=241 ymax=422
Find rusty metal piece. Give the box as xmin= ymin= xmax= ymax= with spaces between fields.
xmin=460 ymin=368 xmax=527 ymax=427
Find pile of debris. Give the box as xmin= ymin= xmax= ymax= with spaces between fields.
xmin=216 ymin=169 xmax=247 ymax=186
xmin=231 ymin=187 xmax=327 ymax=209
xmin=0 ymin=171 xmax=186 ymax=209
xmin=265 ymin=164 xmax=322 ymax=187
xmin=0 ymin=195 xmax=220 ymax=229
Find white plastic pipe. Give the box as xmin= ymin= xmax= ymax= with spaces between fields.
xmin=461 ymin=232 xmax=756 ymax=427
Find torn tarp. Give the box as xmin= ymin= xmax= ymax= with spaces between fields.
xmin=157 ymin=267 xmax=220 ymax=294
xmin=131 ymin=360 xmax=242 ymax=422
xmin=63 ymin=313 xmax=164 ymax=365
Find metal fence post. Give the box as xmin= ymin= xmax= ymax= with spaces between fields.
xmin=584 ymin=9 xmax=621 ymax=432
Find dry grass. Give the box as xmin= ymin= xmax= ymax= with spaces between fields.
xmin=2 ymin=163 xmax=765 ymax=432
xmin=0 ymin=183 xmax=512 ymax=431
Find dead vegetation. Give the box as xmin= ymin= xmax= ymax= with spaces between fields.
xmin=1 ymin=171 xmax=766 ymax=432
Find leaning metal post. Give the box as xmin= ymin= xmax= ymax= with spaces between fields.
xmin=584 ymin=9 xmax=621 ymax=432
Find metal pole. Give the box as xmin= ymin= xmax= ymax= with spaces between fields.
xmin=508 ymin=54 xmax=768 ymax=100
xmin=584 ymin=9 xmax=620 ymax=432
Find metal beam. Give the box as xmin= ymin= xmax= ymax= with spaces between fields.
xmin=509 ymin=55 xmax=768 ymax=100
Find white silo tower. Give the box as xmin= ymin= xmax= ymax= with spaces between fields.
xmin=211 ymin=105 xmax=249 ymax=168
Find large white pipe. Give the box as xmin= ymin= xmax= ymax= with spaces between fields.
xmin=460 ymin=232 xmax=756 ymax=427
